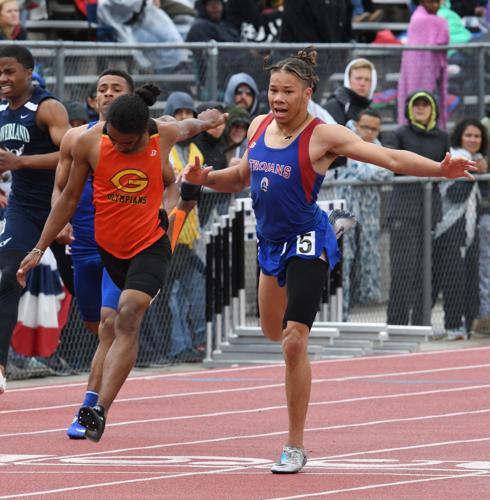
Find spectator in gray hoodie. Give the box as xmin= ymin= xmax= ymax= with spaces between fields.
xmin=223 ymin=72 xmax=260 ymax=117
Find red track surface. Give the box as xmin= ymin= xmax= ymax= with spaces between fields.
xmin=2 ymin=347 xmax=490 ymax=499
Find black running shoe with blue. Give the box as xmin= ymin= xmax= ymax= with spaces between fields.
xmin=78 ymin=405 xmax=106 ymax=442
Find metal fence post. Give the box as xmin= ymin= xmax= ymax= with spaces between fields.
xmin=478 ymin=44 xmax=485 ymax=120
xmin=422 ymin=180 xmax=433 ymax=325
xmin=54 ymin=44 xmax=65 ymax=102
xmin=207 ymin=40 xmax=218 ymax=102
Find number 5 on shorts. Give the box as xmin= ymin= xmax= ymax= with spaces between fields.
xmin=296 ymin=231 xmax=315 ymax=256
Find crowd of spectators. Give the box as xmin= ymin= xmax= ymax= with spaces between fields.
xmin=3 ymin=0 xmax=490 ymax=380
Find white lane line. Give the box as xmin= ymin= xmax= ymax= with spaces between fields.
xmin=4 ymin=363 xmax=490 ymax=416
xmin=3 ymin=383 xmax=490 ymax=438
xmin=0 ymin=464 xmax=254 ymax=499
xmin=11 ymin=412 xmax=490 ymax=465
xmin=266 ymin=471 xmax=488 ymax=500
xmin=2 ymin=449 xmax=489 ymax=498
xmin=8 ymin=346 xmax=490 ymax=393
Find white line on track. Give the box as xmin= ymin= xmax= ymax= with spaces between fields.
xmin=0 ymin=464 xmax=255 ymax=499
xmin=4 ymin=363 xmax=490 ymax=416
xmin=7 ymin=346 xmax=490 ymax=393
xmin=9 ymin=411 xmax=490 ymax=466
xmin=265 ymin=471 xmax=488 ymax=499
xmin=2 ymin=383 xmax=490 ymax=438
xmin=2 ymin=437 xmax=490 ymax=498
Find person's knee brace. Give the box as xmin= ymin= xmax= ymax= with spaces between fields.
xmin=283 ymin=257 xmax=328 ymax=330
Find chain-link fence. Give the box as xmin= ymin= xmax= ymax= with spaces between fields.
xmin=3 ymin=40 xmax=490 ymax=379
xmin=13 ymin=40 xmax=489 ymax=123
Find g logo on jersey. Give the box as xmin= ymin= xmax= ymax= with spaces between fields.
xmin=260 ymin=177 xmax=268 ymax=192
xmin=111 ymin=169 xmax=148 ymax=193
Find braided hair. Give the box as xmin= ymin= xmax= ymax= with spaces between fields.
xmin=264 ymin=46 xmax=319 ymax=92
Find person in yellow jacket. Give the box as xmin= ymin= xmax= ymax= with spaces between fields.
xmin=164 ymin=92 xmax=206 ymax=362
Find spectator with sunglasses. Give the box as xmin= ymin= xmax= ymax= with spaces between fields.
xmin=223 ymin=72 xmax=261 ymax=118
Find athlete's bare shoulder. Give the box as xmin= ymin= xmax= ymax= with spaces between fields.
xmin=74 ymin=121 xmax=102 ymax=155
xmin=311 ymin=122 xmax=350 ymax=146
xmin=247 ymin=114 xmax=270 ymax=139
xmin=60 ymin=123 xmax=89 ymax=150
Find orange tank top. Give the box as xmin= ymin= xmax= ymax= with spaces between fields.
xmin=93 ymin=120 xmax=164 ymax=259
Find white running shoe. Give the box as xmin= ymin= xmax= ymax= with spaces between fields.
xmin=270 ymin=446 xmax=307 ymax=474
xmin=0 ymin=371 xmax=6 ymax=394
xmin=328 ymin=209 xmax=356 ymax=239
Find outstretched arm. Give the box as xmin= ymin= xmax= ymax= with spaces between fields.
xmin=319 ymin=124 xmax=476 ymax=179
xmin=157 ymin=109 xmax=228 ymax=143
xmin=183 ymin=152 xmax=250 ymax=193
xmin=182 ymin=113 xmax=265 ymax=191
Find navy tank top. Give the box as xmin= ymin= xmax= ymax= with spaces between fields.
xmin=0 ymin=86 xmax=58 ymax=211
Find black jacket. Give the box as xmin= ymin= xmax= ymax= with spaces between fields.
xmin=186 ymin=0 xmax=240 ymax=42
xmin=385 ymin=124 xmax=449 ymax=222
xmin=194 ymin=131 xmax=228 ymax=171
xmin=324 ymin=86 xmax=371 ymax=126
xmin=280 ymin=0 xmax=352 ymax=43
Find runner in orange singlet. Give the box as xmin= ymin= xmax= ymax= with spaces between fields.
xmin=16 ymin=89 xmax=226 ymax=442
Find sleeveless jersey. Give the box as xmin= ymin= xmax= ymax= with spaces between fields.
xmin=0 ymin=86 xmax=58 ymax=210
xmin=93 ymin=120 xmax=164 ymax=259
xmin=71 ymin=121 xmax=98 ymax=258
xmin=248 ymin=114 xmax=325 ymax=243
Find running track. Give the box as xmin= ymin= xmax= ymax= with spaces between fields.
xmin=2 ymin=347 xmax=490 ymax=499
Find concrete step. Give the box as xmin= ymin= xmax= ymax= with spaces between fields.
xmin=233 ymin=325 xmax=340 ymax=341
xmin=219 ymin=342 xmax=324 ymax=355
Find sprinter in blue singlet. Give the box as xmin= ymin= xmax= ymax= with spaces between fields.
xmin=0 ymin=45 xmax=70 ymax=395
xmin=183 ymin=47 xmax=476 ymax=474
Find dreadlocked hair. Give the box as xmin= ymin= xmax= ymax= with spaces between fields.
xmin=264 ymin=46 xmax=319 ymax=92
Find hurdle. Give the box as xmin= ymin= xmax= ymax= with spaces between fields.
xmin=203 ymin=198 xmax=432 ymax=366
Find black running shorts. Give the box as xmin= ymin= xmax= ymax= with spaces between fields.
xmin=98 ymin=234 xmax=171 ymax=299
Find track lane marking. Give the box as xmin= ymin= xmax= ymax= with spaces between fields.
xmin=2 ymin=383 xmax=490 ymax=438
xmin=4 ymin=364 xmax=490 ymax=415
xmin=266 ymin=471 xmax=488 ymax=499
xmin=7 ymin=347 xmax=490 ymax=393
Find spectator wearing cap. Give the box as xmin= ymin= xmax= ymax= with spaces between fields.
xmin=223 ymin=72 xmax=260 ymax=118
xmin=63 ymin=100 xmax=89 ymax=128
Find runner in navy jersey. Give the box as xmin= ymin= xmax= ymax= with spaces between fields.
xmin=0 ymin=45 xmax=70 ymax=394
xmin=52 ymin=69 xmax=135 ymax=439
xmin=183 ymin=46 xmax=476 ymax=473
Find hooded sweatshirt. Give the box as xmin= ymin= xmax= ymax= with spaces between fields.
xmin=223 ymin=72 xmax=260 ymax=116
xmin=386 ymin=90 xmax=449 ymax=221
xmin=164 ymin=91 xmax=197 ymax=117
xmin=324 ymin=58 xmax=378 ymax=126
xmin=397 ymin=5 xmax=449 ymax=128
xmin=186 ymin=0 xmax=240 ymax=42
